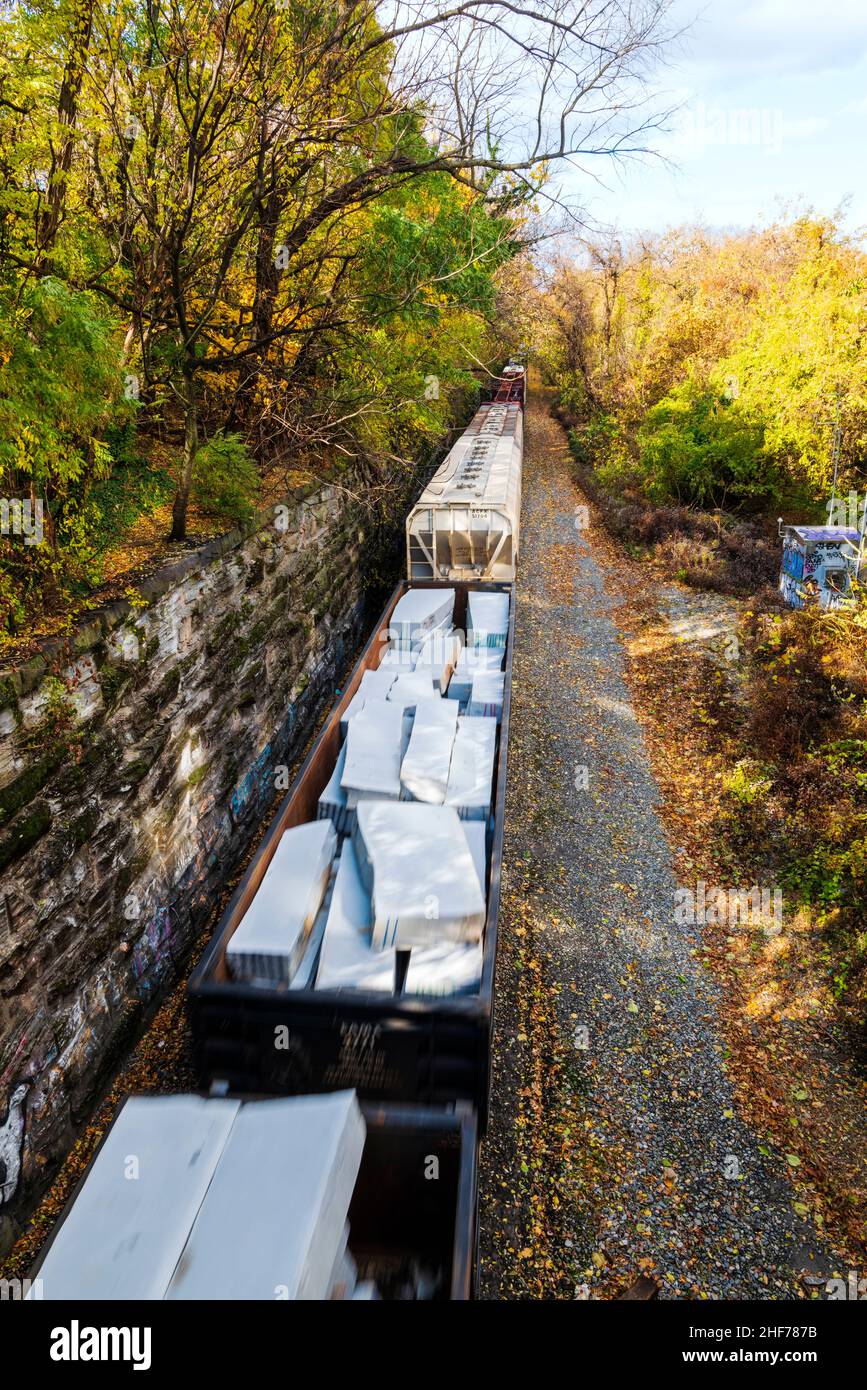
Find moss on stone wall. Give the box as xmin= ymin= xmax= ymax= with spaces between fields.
xmin=0 ymin=751 xmax=63 ymax=828
xmin=0 ymin=799 xmax=52 ymax=871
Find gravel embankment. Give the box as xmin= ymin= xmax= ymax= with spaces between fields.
xmin=478 ymin=399 xmax=836 ymax=1300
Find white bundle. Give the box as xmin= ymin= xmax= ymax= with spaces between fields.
xmin=166 ymin=1093 xmax=366 ymax=1301
xmin=341 ymin=701 xmax=408 ymax=806
xmin=378 ymin=645 xmax=418 ymax=673
xmin=317 ymin=742 xmax=352 ymax=836
xmin=387 ymin=671 xmax=443 ymax=713
xmin=414 ymin=629 xmax=463 ymax=694
xmin=405 ymin=820 xmax=486 ymax=996
xmin=226 ymin=820 xmax=337 ymax=985
xmin=405 ymin=940 xmax=483 ymax=996
xmin=315 ymin=841 xmax=397 ymax=991
xmin=467 ymin=669 xmax=506 ymax=722
xmin=463 ymin=818 xmax=488 ymax=896
xmin=389 ymin=587 xmax=455 ymax=648
xmin=339 ymin=667 xmax=396 ymax=734
xmin=445 ymin=715 xmax=497 ymax=819
xmin=447 ymin=645 xmax=504 ymax=705
xmin=354 ymin=802 xmax=486 ymax=949
xmin=468 ymin=590 xmax=510 ymax=649
xmin=31 ymin=1095 xmax=240 ymax=1300
xmin=290 ymin=868 xmax=335 ymax=990
xmin=316 ymin=829 xmax=487 ymax=996
xmin=400 ymin=699 xmax=459 ymax=803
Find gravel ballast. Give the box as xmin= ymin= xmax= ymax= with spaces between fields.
xmin=478 ymin=399 xmax=837 ymax=1300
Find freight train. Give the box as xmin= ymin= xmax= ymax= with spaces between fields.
xmin=31 ymin=366 xmax=526 ymax=1304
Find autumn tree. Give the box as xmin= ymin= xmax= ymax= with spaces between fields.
xmin=78 ymin=0 xmax=676 ymax=538
xmin=0 ymin=0 xmax=678 ymax=635
xmin=545 ymin=213 xmax=867 ymax=510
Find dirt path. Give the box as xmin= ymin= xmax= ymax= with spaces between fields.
xmin=478 ymin=397 xmax=840 ymax=1300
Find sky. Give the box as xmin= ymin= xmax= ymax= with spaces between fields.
xmin=573 ymin=0 xmax=867 ymax=239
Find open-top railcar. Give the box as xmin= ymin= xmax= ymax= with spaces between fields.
xmin=187 ymin=580 xmax=514 ymax=1127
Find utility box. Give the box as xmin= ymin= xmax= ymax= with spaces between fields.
xmin=779 ymin=525 xmax=860 ymax=609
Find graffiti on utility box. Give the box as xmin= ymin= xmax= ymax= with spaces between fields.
xmin=779 ymin=525 xmax=860 ymax=610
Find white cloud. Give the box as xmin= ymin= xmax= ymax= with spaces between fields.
xmin=674 ymin=0 xmax=867 ymax=78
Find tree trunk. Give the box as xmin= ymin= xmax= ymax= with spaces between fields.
xmin=170 ymin=370 xmax=198 ymax=541
xmin=227 ymin=183 xmax=284 ymax=441
xmin=36 ymin=0 xmax=94 ymax=270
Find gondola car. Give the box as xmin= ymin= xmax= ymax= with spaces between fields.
xmin=187 ymin=580 xmax=514 ymax=1127
xmin=29 ymin=385 xmax=525 ymax=1305
xmin=30 ymin=1093 xmax=476 ymax=1301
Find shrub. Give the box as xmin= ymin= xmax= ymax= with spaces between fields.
xmin=745 ymin=610 xmax=843 ymax=759
xmin=568 ymin=414 xmax=620 ymax=468
xmin=723 ymin=759 xmax=774 ymax=805
xmin=191 ymin=432 xmax=260 ymax=527
xmin=656 ymin=532 xmax=720 ymax=588
xmin=637 ymin=381 xmax=772 ymax=510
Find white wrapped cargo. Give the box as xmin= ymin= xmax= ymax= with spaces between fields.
xmin=467 ymin=669 xmax=505 ymax=722
xmin=388 ymin=587 xmax=455 ymax=647
xmin=364 ymin=669 xmax=398 ymax=698
xmin=444 ymin=715 xmax=497 ymax=820
xmin=339 ymin=693 xmax=366 ymax=735
xmin=316 ymin=833 xmax=485 ymax=996
xmin=405 ymin=820 xmax=486 ymax=995
xmin=226 ymin=820 xmax=337 ymax=985
xmin=315 ymin=841 xmax=397 ymax=991
xmin=447 ymin=646 xmax=504 ymax=705
xmin=378 ymin=645 xmax=418 ymax=672
xmin=317 ymin=742 xmax=352 ymax=836
xmin=414 ymin=629 xmax=463 ymax=694
xmin=468 ymin=590 xmax=509 ymax=648
xmin=405 ymin=939 xmax=483 ymax=996
xmin=387 ymin=671 xmax=443 ymax=713
xmin=340 ymin=668 xmax=396 ymax=734
xmin=354 ymin=802 xmax=485 ymax=949
xmin=341 ymin=701 xmax=408 ymax=806
xmin=166 ymin=1093 xmax=366 ymax=1301
xmin=289 ymin=875 xmax=334 ymax=990
xmin=400 ymin=699 xmax=459 ymax=803
xmin=32 ymin=1095 xmax=240 ymax=1300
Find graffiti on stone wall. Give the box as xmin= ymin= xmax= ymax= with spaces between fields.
xmin=131 ymin=904 xmax=181 ymax=996
xmin=0 ymin=1084 xmax=29 ymax=1207
xmin=230 ymin=742 xmax=273 ymax=821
